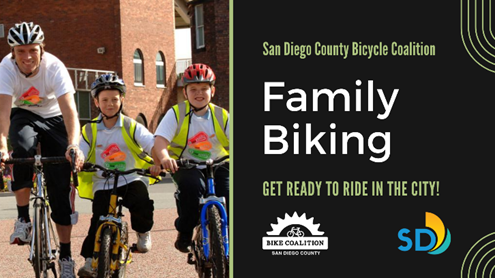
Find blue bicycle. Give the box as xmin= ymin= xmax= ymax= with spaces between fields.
xmin=177 ymin=155 xmax=229 ymax=278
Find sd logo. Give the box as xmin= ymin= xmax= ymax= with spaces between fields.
xmin=398 ymin=212 xmax=451 ymax=255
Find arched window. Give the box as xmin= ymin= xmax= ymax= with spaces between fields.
xmin=156 ymin=52 xmax=165 ymax=88
xmin=133 ymin=49 xmax=144 ymax=86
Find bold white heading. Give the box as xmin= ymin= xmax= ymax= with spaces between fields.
xmin=263 ymin=80 xmax=399 ymax=163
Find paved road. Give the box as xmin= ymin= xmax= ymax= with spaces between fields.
xmin=0 ymin=178 xmax=198 ymax=278
xmin=0 ymin=177 xmax=178 ymax=219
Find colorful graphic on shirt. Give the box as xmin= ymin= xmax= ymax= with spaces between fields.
xmin=19 ymin=86 xmax=43 ymax=106
xmin=188 ymin=131 xmax=212 ymax=160
xmin=101 ymin=143 xmax=126 ymax=171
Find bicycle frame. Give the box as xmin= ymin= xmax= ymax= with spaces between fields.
xmin=3 ymin=152 xmax=73 ymax=278
xmin=179 ymin=156 xmax=230 ymax=263
xmin=83 ymin=163 xmax=163 ymax=276
xmin=91 ymin=171 xmax=130 ymax=273
xmin=29 ymin=155 xmax=57 ymax=264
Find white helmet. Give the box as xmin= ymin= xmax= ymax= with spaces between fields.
xmin=7 ymin=22 xmax=45 ymax=48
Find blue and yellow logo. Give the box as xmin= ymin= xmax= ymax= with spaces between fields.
xmin=398 ymin=212 xmax=451 ymax=255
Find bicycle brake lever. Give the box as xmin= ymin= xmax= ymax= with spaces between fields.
xmin=82 ymin=163 xmax=97 ymax=172
xmin=70 ymin=149 xmax=77 ymax=171
xmin=69 ymin=149 xmax=79 ymax=187
xmin=178 ymin=158 xmax=190 ymax=168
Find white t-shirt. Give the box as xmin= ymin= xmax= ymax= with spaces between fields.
xmin=79 ymin=114 xmax=155 ymax=194
xmin=155 ymin=107 xmax=230 ymax=163
xmin=0 ymin=52 xmax=75 ymax=118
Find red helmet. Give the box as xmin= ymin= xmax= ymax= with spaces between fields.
xmin=182 ymin=63 xmax=216 ymax=86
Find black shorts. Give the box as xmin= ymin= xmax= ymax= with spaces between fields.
xmin=9 ymin=108 xmax=74 ymax=226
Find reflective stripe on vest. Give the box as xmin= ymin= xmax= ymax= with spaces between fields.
xmin=168 ymin=101 xmax=229 ymax=159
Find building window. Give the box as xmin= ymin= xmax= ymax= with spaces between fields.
xmin=75 ymin=90 xmax=91 ymax=125
xmin=156 ymin=52 xmax=165 ymax=88
xmin=195 ymin=4 xmax=205 ymax=49
xmin=134 ymin=49 xmax=144 ymax=86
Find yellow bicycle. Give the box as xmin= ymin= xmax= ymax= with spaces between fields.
xmin=81 ymin=162 xmax=164 ymax=278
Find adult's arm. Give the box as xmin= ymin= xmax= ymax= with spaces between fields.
xmin=57 ymin=93 xmax=85 ymax=169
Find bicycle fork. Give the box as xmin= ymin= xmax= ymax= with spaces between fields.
xmin=29 ymin=173 xmax=56 ymax=263
xmin=92 ymin=220 xmax=130 ymax=272
xmin=200 ymin=199 xmax=229 ymax=260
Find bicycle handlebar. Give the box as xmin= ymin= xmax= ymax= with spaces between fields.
xmin=2 ymin=150 xmax=80 ymax=187
xmin=176 ymin=155 xmax=229 ymax=167
xmin=3 ymin=156 xmax=68 ymax=165
xmin=82 ymin=162 xmax=166 ymax=179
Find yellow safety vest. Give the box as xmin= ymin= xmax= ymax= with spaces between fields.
xmin=77 ymin=115 xmax=157 ymax=200
xmin=168 ymin=101 xmax=229 ymax=159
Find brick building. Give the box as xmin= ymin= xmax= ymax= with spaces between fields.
xmin=185 ymin=0 xmax=229 ymax=110
xmin=0 ymin=0 xmax=177 ymax=131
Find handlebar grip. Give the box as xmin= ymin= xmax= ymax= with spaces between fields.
xmin=144 ymin=169 xmax=167 ymax=178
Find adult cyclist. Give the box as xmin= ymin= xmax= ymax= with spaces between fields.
xmin=0 ymin=22 xmax=84 ymax=278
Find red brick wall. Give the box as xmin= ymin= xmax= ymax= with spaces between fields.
xmin=0 ymin=1 xmax=121 ymax=74
xmin=0 ymin=0 xmax=176 ymax=132
xmin=189 ymin=0 xmax=230 ymax=111
xmin=119 ymin=0 xmax=176 ymax=131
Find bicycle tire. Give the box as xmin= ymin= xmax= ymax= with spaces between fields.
xmin=33 ymin=198 xmax=42 ymax=278
xmin=112 ymin=221 xmax=128 ymax=278
xmin=189 ymin=225 xmax=209 ymax=278
xmin=195 ymin=224 xmax=213 ymax=278
xmin=207 ymin=206 xmax=227 ymax=278
xmin=97 ymin=227 xmax=113 ymax=278
xmin=33 ymin=198 xmax=50 ymax=278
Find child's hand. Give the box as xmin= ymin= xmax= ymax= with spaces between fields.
xmin=0 ymin=150 xmax=10 ymax=172
xmin=149 ymin=165 xmax=163 ymax=177
xmin=161 ymin=158 xmax=178 ymax=174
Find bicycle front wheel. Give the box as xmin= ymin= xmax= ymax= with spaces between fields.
xmin=33 ymin=198 xmax=49 ymax=278
xmin=112 ymin=221 xmax=129 ymax=278
xmin=207 ymin=206 xmax=228 ymax=278
xmin=97 ymin=227 xmax=113 ymax=278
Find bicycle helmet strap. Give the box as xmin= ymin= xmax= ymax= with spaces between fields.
xmin=89 ymin=104 xmax=123 ymax=123
xmin=186 ymin=103 xmax=209 ymax=117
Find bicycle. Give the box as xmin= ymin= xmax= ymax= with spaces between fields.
xmin=176 ymin=155 xmax=230 ymax=278
xmin=80 ymin=162 xmax=165 ymax=278
xmin=1 ymin=149 xmax=78 ymax=278
xmin=287 ymin=227 xmax=304 ymax=237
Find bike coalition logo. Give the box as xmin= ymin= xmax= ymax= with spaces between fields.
xmin=262 ymin=212 xmax=328 ymax=256
xmin=398 ymin=212 xmax=451 ymax=255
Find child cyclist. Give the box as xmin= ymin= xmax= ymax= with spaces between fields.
xmin=154 ymin=63 xmax=230 ymax=253
xmin=77 ymin=73 xmax=161 ymax=276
